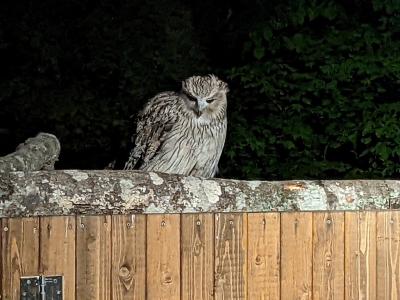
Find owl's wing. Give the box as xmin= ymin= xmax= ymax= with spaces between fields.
xmin=124 ymin=92 xmax=178 ymax=170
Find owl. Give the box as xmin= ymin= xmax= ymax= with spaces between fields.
xmin=124 ymin=74 xmax=229 ymax=178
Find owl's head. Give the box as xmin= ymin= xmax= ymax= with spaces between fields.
xmin=181 ymin=74 xmax=229 ymax=120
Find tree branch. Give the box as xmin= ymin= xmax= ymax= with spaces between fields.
xmin=0 ymin=133 xmax=61 ymax=173
xmin=0 ymin=170 xmax=398 ymax=217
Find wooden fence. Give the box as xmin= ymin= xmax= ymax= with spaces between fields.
xmin=1 ymin=211 xmax=399 ymax=299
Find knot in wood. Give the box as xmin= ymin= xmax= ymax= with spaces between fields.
xmin=119 ymin=266 xmax=131 ymax=279
xmin=163 ymin=273 xmax=173 ymax=284
xmin=255 ymin=255 xmax=263 ymax=265
xmin=193 ymin=237 xmax=202 ymax=256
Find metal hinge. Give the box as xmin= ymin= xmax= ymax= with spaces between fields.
xmin=20 ymin=275 xmax=62 ymax=300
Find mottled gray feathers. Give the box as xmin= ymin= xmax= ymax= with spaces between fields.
xmin=124 ymin=74 xmax=228 ymax=178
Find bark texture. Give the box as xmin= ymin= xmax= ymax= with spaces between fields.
xmin=0 ymin=170 xmax=399 ymax=217
xmin=0 ymin=133 xmax=60 ymax=173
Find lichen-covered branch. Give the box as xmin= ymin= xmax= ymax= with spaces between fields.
xmin=0 ymin=170 xmax=399 ymax=217
xmin=0 ymin=133 xmax=60 ymax=173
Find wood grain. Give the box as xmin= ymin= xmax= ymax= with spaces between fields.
xmin=214 ymin=213 xmax=247 ymax=300
xmin=76 ymin=215 xmax=112 ymax=300
xmin=280 ymin=212 xmax=313 ymax=300
xmin=146 ymin=214 xmax=180 ymax=299
xmin=345 ymin=211 xmax=376 ymax=300
xmin=312 ymin=212 xmax=345 ymax=300
xmin=39 ymin=216 xmax=76 ymax=299
xmin=111 ymin=214 xmax=146 ymax=300
xmin=377 ymin=211 xmax=400 ymax=299
xmin=181 ymin=213 xmax=214 ymax=300
xmin=247 ymin=212 xmax=280 ymax=300
xmin=1 ymin=217 xmax=40 ymax=300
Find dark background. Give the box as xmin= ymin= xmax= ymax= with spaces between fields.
xmin=1 ymin=0 xmax=399 ymax=180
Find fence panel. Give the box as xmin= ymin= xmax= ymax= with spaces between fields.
xmin=1 ymin=217 xmax=40 ymax=300
xmin=345 ymin=211 xmax=377 ymax=300
xmin=377 ymin=211 xmax=400 ymax=300
xmin=214 ymin=213 xmax=247 ymax=300
xmin=281 ymin=212 xmax=313 ymax=300
xmin=1 ymin=211 xmax=400 ymax=299
xmin=312 ymin=212 xmax=345 ymax=300
xmin=111 ymin=214 xmax=146 ymax=300
xmin=40 ymin=216 xmax=76 ymax=299
xmin=146 ymin=214 xmax=181 ymax=299
xmin=76 ymin=215 xmax=112 ymax=300
xmin=247 ymin=212 xmax=280 ymax=300
xmin=181 ymin=213 xmax=214 ymax=300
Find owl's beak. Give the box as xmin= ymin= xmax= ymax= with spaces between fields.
xmin=196 ymin=99 xmax=207 ymax=116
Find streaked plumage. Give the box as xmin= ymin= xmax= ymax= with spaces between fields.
xmin=124 ymin=74 xmax=229 ymax=177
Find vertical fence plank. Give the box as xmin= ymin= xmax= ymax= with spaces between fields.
xmin=312 ymin=212 xmax=345 ymax=300
xmin=147 ymin=214 xmax=180 ymax=299
xmin=40 ymin=216 xmax=76 ymax=299
xmin=377 ymin=211 xmax=400 ymax=299
xmin=181 ymin=213 xmax=214 ymax=300
xmin=76 ymin=215 xmax=112 ymax=300
xmin=214 ymin=213 xmax=247 ymax=300
xmin=359 ymin=212 xmax=377 ymax=300
xmin=345 ymin=212 xmax=359 ymax=300
xmin=345 ymin=211 xmax=376 ymax=300
xmin=111 ymin=214 xmax=146 ymax=300
xmin=1 ymin=217 xmax=40 ymax=300
xmin=247 ymin=212 xmax=280 ymax=300
xmin=281 ymin=212 xmax=313 ymax=300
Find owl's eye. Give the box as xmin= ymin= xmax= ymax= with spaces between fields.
xmin=206 ymin=99 xmax=215 ymax=104
xmin=186 ymin=94 xmax=197 ymax=102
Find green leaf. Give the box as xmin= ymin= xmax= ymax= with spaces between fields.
xmin=263 ymin=27 xmax=273 ymax=41
xmin=253 ymin=47 xmax=265 ymax=60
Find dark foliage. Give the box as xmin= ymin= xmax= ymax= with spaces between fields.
xmin=224 ymin=0 xmax=400 ymax=179
xmin=1 ymin=0 xmax=399 ymax=179
xmin=0 ymin=0 xmax=208 ymax=168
